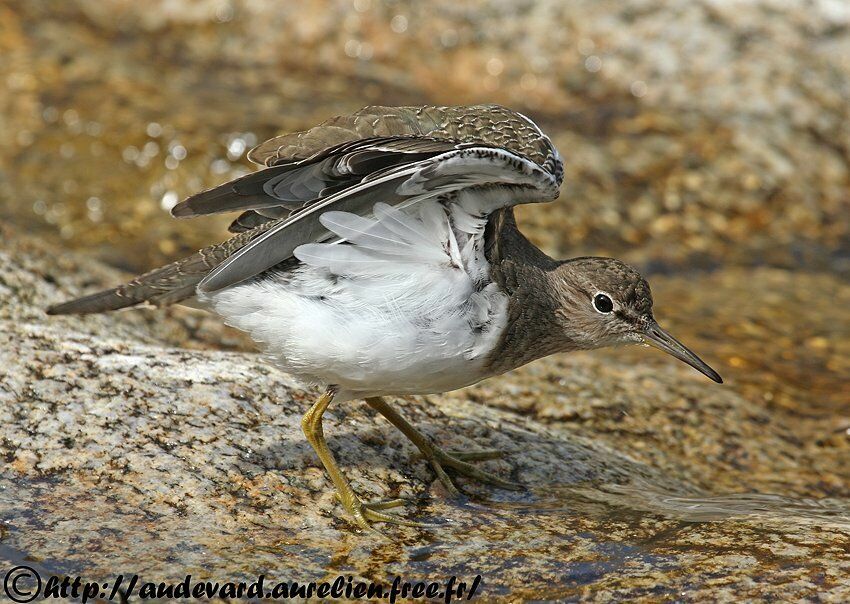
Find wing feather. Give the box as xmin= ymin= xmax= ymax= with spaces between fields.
xmin=228 ymin=210 xmax=271 ymax=233
xmin=372 ymin=203 xmax=444 ymax=251
xmin=172 ymin=136 xmax=458 ymax=219
xmin=49 ymin=105 xmax=563 ymax=315
xmin=198 ymin=147 xmax=558 ymax=293
xmin=248 ymin=104 xmax=559 ymax=171
xmin=295 ymin=202 xmax=455 ymax=273
xmin=318 ymin=211 xmax=413 ymax=253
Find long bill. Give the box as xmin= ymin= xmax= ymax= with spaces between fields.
xmin=643 ymin=322 xmax=723 ymax=384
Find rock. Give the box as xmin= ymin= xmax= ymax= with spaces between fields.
xmin=2 ymin=228 xmax=849 ymax=600
xmin=2 ymin=0 xmax=849 ymax=275
xmin=2 ymin=0 xmax=849 ymax=599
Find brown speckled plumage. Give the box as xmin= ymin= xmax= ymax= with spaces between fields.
xmin=49 ymin=104 xmax=561 ymax=314
xmin=47 ymin=219 xmax=280 ymax=313
xmin=47 ymin=103 xmax=722 ymax=534
xmin=249 ymin=104 xmax=562 ymax=178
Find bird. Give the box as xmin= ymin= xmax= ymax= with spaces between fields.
xmin=47 ymin=104 xmax=722 ymax=534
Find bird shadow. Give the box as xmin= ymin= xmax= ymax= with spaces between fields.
xmin=245 ymin=406 xmax=621 ymax=507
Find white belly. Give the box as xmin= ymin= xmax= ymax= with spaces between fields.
xmin=205 ymin=267 xmax=507 ymax=400
xmin=203 ymin=197 xmax=510 ymax=401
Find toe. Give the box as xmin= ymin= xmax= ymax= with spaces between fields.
xmin=345 ymin=497 xmax=438 ymax=531
xmin=363 ymin=498 xmax=408 ymax=510
xmin=434 ymin=449 xmax=523 ymax=491
xmin=443 ymin=448 xmax=504 ymax=462
xmin=362 ymin=506 xmax=436 ymax=528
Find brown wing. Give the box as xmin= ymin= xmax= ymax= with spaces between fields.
xmin=171 ymin=104 xmax=562 ymax=233
xmin=199 ymin=145 xmax=560 ymax=293
xmin=47 ymin=105 xmax=562 ymax=314
xmin=248 ymin=104 xmax=560 ymax=171
xmin=172 ymin=136 xmax=461 ymax=232
xmin=46 ymin=219 xmax=282 ymax=314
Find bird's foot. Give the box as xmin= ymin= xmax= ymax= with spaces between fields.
xmin=440 ymin=448 xmax=504 ymax=462
xmin=419 ymin=445 xmax=522 ymax=495
xmin=334 ymin=493 xmax=434 ymax=536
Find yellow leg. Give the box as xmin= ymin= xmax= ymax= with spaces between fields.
xmin=365 ymin=397 xmax=521 ymax=495
xmin=301 ymin=387 xmax=426 ymax=534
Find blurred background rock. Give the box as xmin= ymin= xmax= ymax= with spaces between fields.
xmin=2 ymin=0 xmax=849 ymax=276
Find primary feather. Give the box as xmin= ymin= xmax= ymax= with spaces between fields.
xmin=199 ymin=146 xmax=559 ymax=293
xmin=46 ymin=104 xmax=562 ymax=317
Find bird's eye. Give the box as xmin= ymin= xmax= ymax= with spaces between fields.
xmin=593 ymin=293 xmax=614 ymax=314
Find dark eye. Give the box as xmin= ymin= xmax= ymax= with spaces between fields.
xmin=593 ymin=293 xmax=614 ymax=314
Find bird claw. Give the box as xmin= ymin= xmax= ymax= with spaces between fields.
xmin=422 ymin=445 xmax=522 ymax=495
xmin=414 ymin=448 xmax=504 ymax=462
xmin=334 ymin=494 xmax=436 ymax=536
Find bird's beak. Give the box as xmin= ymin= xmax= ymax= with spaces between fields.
xmin=642 ymin=322 xmax=723 ymax=383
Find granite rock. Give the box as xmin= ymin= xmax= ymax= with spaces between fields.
xmin=1 ymin=229 xmax=849 ymax=600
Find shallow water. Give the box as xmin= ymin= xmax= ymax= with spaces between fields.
xmin=2 ymin=1 xmax=850 ymax=600
xmin=566 ymin=482 xmax=850 ymax=527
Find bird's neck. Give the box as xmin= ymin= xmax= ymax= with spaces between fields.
xmin=483 ymin=211 xmax=576 ymax=374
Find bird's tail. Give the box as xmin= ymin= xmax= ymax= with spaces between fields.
xmin=46 ymin=255 xmax=206 ymax=315
xmin=46 ymin=219 xmax=279 ymax=315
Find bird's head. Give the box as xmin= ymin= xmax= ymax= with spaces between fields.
xmin=553 ymin=257 xmax=722 ymax=383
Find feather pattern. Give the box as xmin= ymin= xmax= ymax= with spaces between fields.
xmin=205 ymin=194 xmax=509 ymax=399
xmin=317 ymin=211 xmax=427 ymax=257
xmin=248 ymin=104 xmax=560 ymax=174
xmin=199 ymin=146 xmax=558 ymax=293
xmin=172 ymin=136 xmax=458 ymax=219
xmin=228 ymin=210 xmax=273 ymax=233
xmin=47 ymin=104 xmax=562 ymax=319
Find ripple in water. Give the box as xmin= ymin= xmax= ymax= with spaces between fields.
xmin=500 ymin=479 xmax=850 ymax=531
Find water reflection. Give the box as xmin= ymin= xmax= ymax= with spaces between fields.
xmin=500 ymin=480 xmax=850 ymax=531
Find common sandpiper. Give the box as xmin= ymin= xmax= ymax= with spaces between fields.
xmin=48 ymin=104 xmax=722 ymax=534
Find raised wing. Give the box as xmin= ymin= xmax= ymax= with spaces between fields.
xmin=198 ymin=145 xmax=560 ymax=293
xmin=248 ymin=104 xmax=560 ymax=170
xmin=47 ymin=104 xmax=563 ymax=315
xmin=172 ymin=137 xmax=459 ymax=231
xmin=171 ymin=104 xmax=562 ymax=235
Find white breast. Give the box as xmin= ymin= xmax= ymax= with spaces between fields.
xmin=203 ymin=194 xmax=509 ymax=401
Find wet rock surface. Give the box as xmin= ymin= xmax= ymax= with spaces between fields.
xmin=2 ymin=231 xmax=849 ymax=600
xmin=2 ymin=0 xmax=850 ymax=600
